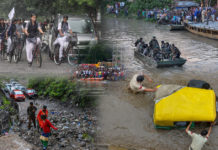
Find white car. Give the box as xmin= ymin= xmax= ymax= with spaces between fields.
xmin=13 ymin=84 xmax=22 ymax=90
xmin=17 ymin=86 xmax=26 ymax=92
xmin=4 ymin=84 xmax=12 ymax=93
xmin=11 ymin=81 xmax=19 ymax=86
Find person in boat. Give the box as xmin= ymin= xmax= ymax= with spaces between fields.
xmin=161 ymin=41 xmax=165 ymax=49
xmin=129 ymin=74 xmax=157 ymax=93
xmin=149 ymin=36 xmax=160 ymax=49
xmin=135 ymin=37 xmax=143 ymax=47
xmin=142 ymin=44 xmax=149 ymax=56
xmin=163 ymin=42 xmax=171 ymax=59
xmin=138 ymin=41 xmax=145 ymax=53
xmin=153 ymin=47 xmax=163 ymax=61
xmin=161 ymin=41 xmax=168 ymax=59
xmin=171 ymin=44 xmax=181 ymax=60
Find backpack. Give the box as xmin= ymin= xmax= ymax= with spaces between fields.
xmin=55 ymin=21 xmax=68 ymax=37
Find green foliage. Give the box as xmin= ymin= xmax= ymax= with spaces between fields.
xmin=83 ymin=133 xmax=94 ymax=142
xmin=28 ymin=78 xmax=95 ymax=108
xmin=0 ymin=97 xmax=15 ymax=114
xmin=0 ymin=0 xmax=103 ymax=18
xmin=129 ymin=0 xmax=172 ymax=13
xmin=82 ymin=43 xmax=112 ymax=64
xmin=194 ymin=0 xmax=217 ymax=7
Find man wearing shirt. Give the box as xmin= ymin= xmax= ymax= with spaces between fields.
xmin=53 ymin=15 xmax=72 ymax=62
xmin=129 ymin=74 xmax=157 ymax=93
xmin=186 ymin=121 xmax=214 ymax=150
xmin=40 ymin=115 xmax=58 ymax=150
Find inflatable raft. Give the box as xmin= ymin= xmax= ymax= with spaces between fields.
xmin=134 ymin=50 xmax=186 ymax=68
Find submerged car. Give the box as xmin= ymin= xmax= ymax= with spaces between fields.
xmin=10 ymin=90 xmax=25 ymax=102
xmin=153 ymin=84 xmax=216 ymax=129
xmin=49 ymin=15 xmax=98 ymax=57
xmin=24 ymin=89 xmax=38 ymax=99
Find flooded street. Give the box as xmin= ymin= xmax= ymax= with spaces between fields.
xmin=97 ymin=18 xmax=218 ymax=150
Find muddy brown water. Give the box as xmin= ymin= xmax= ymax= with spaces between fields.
xmin=97 ymin=18 xmax=218 ymax=150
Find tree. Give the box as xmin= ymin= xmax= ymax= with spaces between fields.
xmin=129 ymin=0 xmax=172 ymax=13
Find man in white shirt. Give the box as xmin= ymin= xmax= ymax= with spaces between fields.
xmin=186 ymin=121 xmax=214 ymax=150
xmin=53 ymin=15 xmax=72 ymax=62
xmin=129 ymin=74 xmax=157 ymax=93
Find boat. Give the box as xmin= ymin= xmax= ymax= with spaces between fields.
xmin=134 ymin=50 xmax=186 ymax=68
xmin=184 ymin=21 xmax=218 ymax=40
xmin=169 ymin=24 xmax=185 ymax=31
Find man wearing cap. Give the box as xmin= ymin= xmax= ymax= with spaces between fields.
xmin=129 ymin=74 xmax=157 ymax=93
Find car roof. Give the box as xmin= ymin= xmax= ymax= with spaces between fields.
xmin=14 ymin=89 xmax=21 ymax=91
xmin=57 ymin=14 xmax=90 ymax=22
xmin=58 ymin=14 xmax=89 ymax=19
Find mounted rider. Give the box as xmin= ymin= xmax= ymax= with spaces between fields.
xmin=24 ymin=13 xmax=44 ymax=66
xmin=53 ymin=15 xmax=73 ymax=62
xmin=0 ymin=18 xmax=6 ymax=50
xmin=6 ymin=19 xmax=18 ymax=57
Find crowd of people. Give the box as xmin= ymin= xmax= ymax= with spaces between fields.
xmin=0 ymin=13 xmax=72 ymax=66
xmin=135 ymin=36 xmax=181 ymax=61
xmin=0 ymin=14 xmax=46 ymax=66
xmin=139 ymin=6 xmax=217 ymax=24
xmin=184 ymin=7 xmax=216 ymax=23
xmin=106 ymin=1 xmax=217 ymax=25
xmin=74 ymin=64 xmax=125 ymax=81
xmin=106 ymin=2 xmax=128 ymax=17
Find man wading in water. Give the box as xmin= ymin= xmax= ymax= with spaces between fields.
xmin=129 ymin=74 xmax=157 ymax=93
xmin=186 ymin=121 xmax=215 ymax=150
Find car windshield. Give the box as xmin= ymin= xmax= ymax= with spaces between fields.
xmin=21 ymin=88 xmax=26 ymax=91
xmin=27 ymin=89 xmax=34 ymax=93
xmin=68 ymin=18 xmax=94 ymax=34
xmin=14 ymin=91 xmax=23 ymax=95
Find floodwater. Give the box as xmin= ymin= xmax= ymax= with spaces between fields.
xmin=97 ymin=18 xmax=218 ymax=150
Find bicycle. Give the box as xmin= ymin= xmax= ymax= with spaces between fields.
xmin=53 ymin=32 xmax=79 ymax=65
xmin=0 ymin=38 xmax=6 ymax=61
xmin=17 ymin=33 xmax=25 ymax=61
xmin=8 ymin=36 xmax=19 ymax=63
xmin=30 ymin=37 xmax=42 ymax=68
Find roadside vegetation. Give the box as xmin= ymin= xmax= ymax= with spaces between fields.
xmin=79 ymin=42 xmax=112 ymax=64
xmin=28 ymin=78 xmax=96 ymax=108
xmin=0 ymin=97 xmax=16 ymax=114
